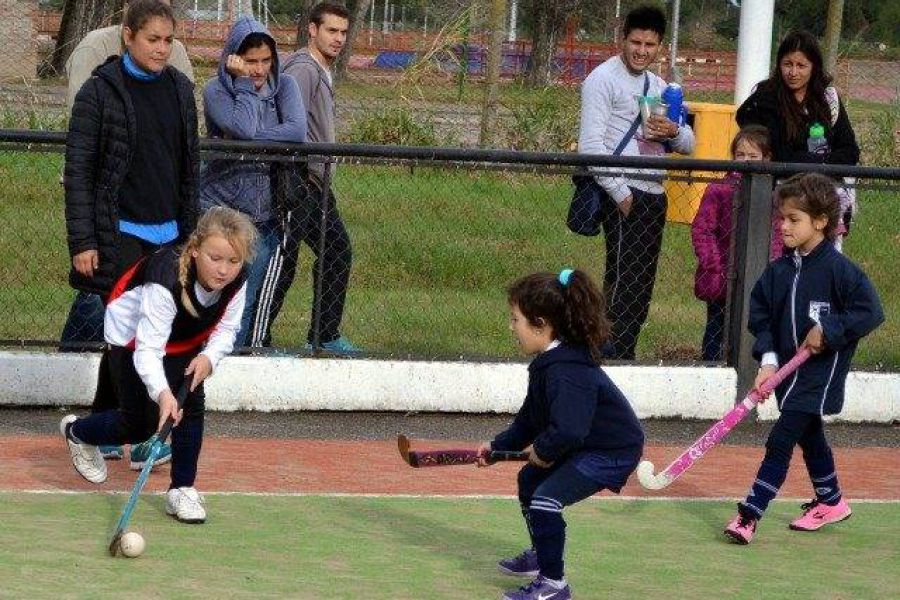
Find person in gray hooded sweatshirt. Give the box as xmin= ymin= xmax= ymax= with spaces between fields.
xmin=199 ymin=15 xmax=307 ymax=347
xmin=253 ymin=1 xmax=357 ymax=354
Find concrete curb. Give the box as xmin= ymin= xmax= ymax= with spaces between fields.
xmin=1 ymin=351 xmax=896 ymax=422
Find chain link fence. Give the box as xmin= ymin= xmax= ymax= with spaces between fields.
xmin=1 ymin=132 xmax=898 ymax=371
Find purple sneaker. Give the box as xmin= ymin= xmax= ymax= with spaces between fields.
xmin=502 ymin=575 xmax=572 ymax=600
xmin=498 ymin=548 xmax=540 ymax=578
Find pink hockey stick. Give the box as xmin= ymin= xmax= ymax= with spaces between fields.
xmin=637 ymin=348 xmax=812 ymax=490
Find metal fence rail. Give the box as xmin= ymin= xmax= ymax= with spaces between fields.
xmin=1 ymin=130 xmax=898 ymax=391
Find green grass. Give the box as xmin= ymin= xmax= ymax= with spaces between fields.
xmin=0 ymin=493 xmax=897 ymax=598
xmin=1 ymin=153 xmax=898 ymax=367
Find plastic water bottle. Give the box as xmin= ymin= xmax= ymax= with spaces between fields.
xmin=662 ymin=83 xmax=684 ymax=125
xmin=807 ymin=123 xmax=829 ymax=155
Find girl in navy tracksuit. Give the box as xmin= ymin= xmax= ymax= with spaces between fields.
xmin=60 ymin=207 xmax=256 ymax=524
xmin=724 ymin=173 xmax=883 ymax=545
xmin=478 ymin=269 xmax=644 ymax=600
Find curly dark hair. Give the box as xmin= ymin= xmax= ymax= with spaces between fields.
xmin=775 ymin=172 xmax=841 ymax=241
xmin=507 ymin=269 xmax=609 ymax=364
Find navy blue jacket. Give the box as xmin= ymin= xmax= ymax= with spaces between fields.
xmin=749 ymin=241 xmax=883 ymax=415
xmin=492 ymin=345 xmax=644 ymax=463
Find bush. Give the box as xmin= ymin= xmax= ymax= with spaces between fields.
xmin=502 ymin=86 xmax=579 ymax=152
xmin=346 ymin=106 xmax=441 ymax=146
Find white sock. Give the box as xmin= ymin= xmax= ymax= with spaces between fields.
xmin=543 ymin=577 xmax=566 ymax=589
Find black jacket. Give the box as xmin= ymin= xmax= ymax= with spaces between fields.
xmin=64 ymin=57 xmax=199 ymax=296
xmin=749 ymin=241 xmax=883 ymax=415
xmin=736 ymin=84 xmax=860 ymax=166
xmin=492 ymin=345 xmax=645 ymax=463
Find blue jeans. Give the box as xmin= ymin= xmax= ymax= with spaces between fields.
xmin=235 ymin=220 xmax=280 ymax=348
xmin=59 ymin=291 xmax=105 ymax=350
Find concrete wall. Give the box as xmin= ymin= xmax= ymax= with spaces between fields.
xmin=1 ymin=350 xmax=897 ymax=422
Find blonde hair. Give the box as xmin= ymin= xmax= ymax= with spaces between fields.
xmin=178 ymin=207 xmax=258 ymax=316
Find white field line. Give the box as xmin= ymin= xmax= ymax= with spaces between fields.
xmin=2 ymin=489 xmax=897 ymax=503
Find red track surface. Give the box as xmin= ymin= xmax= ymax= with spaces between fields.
xmin=2 ymin=437 xmax=897 ymax=499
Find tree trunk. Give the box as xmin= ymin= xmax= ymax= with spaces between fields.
xmin=42 ymin=0 xmax=125 ymax=77
xmin=479 ymin=0 xmax=508 ymax=147
xmin=294 ymin=0 xmax=315 ymax=50
xmin=524 ymin=0 xmax=578 ymax=87
xmin=334 ymin=0 xmax=373 ymax=81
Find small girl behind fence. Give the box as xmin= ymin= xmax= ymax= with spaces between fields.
xmin=478 ymin=269 xmax=644 ymax=600
xmin=691 ymin=125 xmax=772 ymax=361
xmin=724 ymin=172 xmax=883 ymax=545
xmin=61 ymin=207 xmax=257 ymax=524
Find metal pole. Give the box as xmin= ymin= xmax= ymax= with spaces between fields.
xmin=668 ymin=0 xmax=682 ymax=83
xmin=734 ymin=0 xmax=775 ymax=105
xmin=369 ymin=0 xmax=375 ymax=45
xmin=311 ymin=159 xmax=334 ymax=352
xmin=822 ymin=0 xmax=844 ymax=76
xmin=729 ymin=172 xmax=774 ymax=401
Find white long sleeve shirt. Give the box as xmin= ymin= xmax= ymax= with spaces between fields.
xmin=105 ymin=281 xmax=246 ymax=402
xmin=578 ymin=55 xmax=695 ymax=204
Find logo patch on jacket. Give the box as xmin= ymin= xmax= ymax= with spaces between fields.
xmin=808 ymin=301 xmax=831 ymax=324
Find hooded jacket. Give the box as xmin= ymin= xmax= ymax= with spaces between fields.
xmin=749 ymin=241 xmax=883 ymax=415
xmin=282 ymin=47 xmax=335 ymax=188
xmin=491 ymin=345 xmax=644 ymax=463
xmin=691 ymin=172 xmax=741 ymax=303
xmin=199 ymin=16 xmax=307 ymax=224
xmin=64 ymin=57 xmax=199 ymax=297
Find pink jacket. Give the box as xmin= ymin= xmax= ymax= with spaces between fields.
xmin=691 ymin=173 xmax=741 ymax=303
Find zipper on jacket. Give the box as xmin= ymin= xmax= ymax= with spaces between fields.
xmin=780 ymin=254 xmax=803 ymax=409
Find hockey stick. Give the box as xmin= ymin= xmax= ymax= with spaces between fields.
xmin=397 ymin=434 xmax=529 ymax=468
xmin=637 ymin=348 xmax=812 ymax=490
xmin=108 ymin=376 xmax=192 ymax=556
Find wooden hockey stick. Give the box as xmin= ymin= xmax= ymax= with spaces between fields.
xmin=397 ymin=434 xmax=529 ymax=468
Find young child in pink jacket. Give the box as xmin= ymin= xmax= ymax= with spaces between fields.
xmin=691 ymin=125 xmax=771 ymax=360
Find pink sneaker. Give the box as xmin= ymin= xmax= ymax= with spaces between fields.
xmin=789 ymin=499 xmax=852 ymax=531
xmin=724 ymin=513 xmax=757 ymax=544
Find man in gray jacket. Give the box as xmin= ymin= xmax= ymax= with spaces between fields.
xmin=252 ymin=1 xmax=357 ymax=353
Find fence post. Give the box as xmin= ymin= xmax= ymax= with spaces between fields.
xmin=728 ymin=171 xmax=773 ymax=402
xmin=311 ymin=158 xmax=334 ymax=352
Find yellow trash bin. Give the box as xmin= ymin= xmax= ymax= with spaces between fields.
xmin=664 ymin=102 xmax=740 ymax=224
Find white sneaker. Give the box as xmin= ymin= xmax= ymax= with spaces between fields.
xmin=165 ymin=487 xmax=207 ymax=523
xmin=59 ymin=415 xmax=107 ymax=484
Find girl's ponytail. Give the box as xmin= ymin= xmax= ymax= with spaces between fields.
xmin=559 ymin=269 xmax=609 ymax=364
xmin=507 ymin=268 xmax=610 ymax=363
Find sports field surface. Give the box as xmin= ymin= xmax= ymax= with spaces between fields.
xmin=1 ymin=423 xmax=898 ymax=599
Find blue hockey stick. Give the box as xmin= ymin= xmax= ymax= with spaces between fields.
xmin=108 ymin=376 xmax=192 ymax=556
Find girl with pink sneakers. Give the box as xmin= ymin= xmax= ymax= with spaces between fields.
xmin=691 ymin=125 xmax=771 ymax=361
xmin=724 ymin=173 xmax=883 ymax=545
xmin=477 ymin=269 xmax=644 ymax=600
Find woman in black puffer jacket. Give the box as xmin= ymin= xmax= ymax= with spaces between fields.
xmin=62 ymin=0 xmax=200 ymax=460
xmin=64 ymin=0 xmax=199 ymax=298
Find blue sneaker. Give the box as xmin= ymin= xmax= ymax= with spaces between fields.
xmin=129 ymin=436 xmax=173 ymax=471
xmin=498 ymin=548 xmax=540 ymax=578
xmin=308 ymin=336 xmax=361 ymax=355
xmin=503 ymin=576 xmax=571 ymax=600
xmin=99 ymin=445 xmax=124 ymax=460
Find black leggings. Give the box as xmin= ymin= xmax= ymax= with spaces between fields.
xmin=71 ymin=347 xmax=206 ymax=488
xmin=598 ymin=188 xmax=667 ymax=360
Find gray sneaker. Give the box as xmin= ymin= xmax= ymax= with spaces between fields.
xmin=60 ymin=415 xmax=107 ymax=484
xmin=502 ymin=576 xmax=571 ymax=600
xmin=498 ymin=548 xmax=540 ymax=578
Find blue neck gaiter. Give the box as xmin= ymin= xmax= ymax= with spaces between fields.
xmin=122 ymin=51 xmax=162 ymax=81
